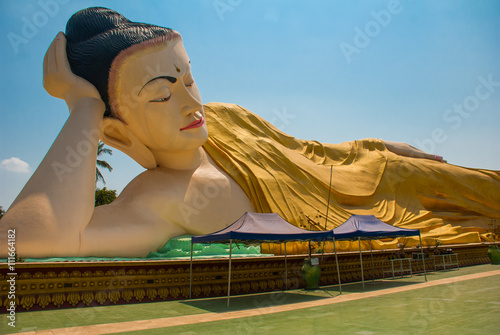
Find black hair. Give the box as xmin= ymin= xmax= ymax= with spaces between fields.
xmin=65 ymin=7 xmax=177 ymax=117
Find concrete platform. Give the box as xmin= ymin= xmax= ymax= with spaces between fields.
xmin=2 ymin=263 xmax=499 ymax=334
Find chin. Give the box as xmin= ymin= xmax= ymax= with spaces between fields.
xmin=189 ymin=127 xmax=209 ymax=146
xmin=175 ymin=130 xmax=209 ymax=151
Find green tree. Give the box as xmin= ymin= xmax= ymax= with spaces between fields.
xmin=95 ymin=187 xmax=117 ymax=207
xmin=96 ymin=141 xmax=113 ymax=186
xmin=0 ymin=206 xmax=5 ymax=219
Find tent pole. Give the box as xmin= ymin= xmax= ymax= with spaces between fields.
xmin=321 ymin=241 xmax=325 ymax=262
xmin=189 ymin=242 xmax=193 ymax=299
xmin=419 ymin=233 xmax=428 ymax=282
xmin=370 ymin=240 xmax=375 ymax=282
xmin=324 ymin=165 xmax=333 ymax=231
xmin=323 ymin=165 xmax=333 ymax=262
xmin=359 ymin=237 xmax=365 ymax=290
xmin=227 ymin=239 xmax=233 ymax=308
xmin=333 ymin=237 xmax=342 ymax=294
xmin=284 ymin=242 xmax=288 ymax=290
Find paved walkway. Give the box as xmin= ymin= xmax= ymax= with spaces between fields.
xmin=17 ymin=269 xmax=500 ymax=335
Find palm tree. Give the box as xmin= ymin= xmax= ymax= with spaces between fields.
xmin=96 ymin=141 xmax=113 ymax=186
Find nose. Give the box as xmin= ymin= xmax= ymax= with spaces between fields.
xmin=177 ymin=83 xmax=202 ymax=116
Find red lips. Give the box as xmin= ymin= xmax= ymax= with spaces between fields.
xmin=180 ymin=117 xmax=205 ymax=131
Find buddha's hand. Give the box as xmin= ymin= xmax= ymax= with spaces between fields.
xmin=384 ymin=141 xmax=446 ymax=162
xmin=43 ymin=32 xmax=103 ymax=112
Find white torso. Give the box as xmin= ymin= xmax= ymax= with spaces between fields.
xmin=81 ymin=149 xmax=254 ymax=256
xmin=127 ymin=150 xmax=255 ymax=234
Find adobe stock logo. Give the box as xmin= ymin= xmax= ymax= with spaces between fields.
xmin=415 ymin=74 xmax=499 ymax=155
xmin=7 ymin=0 xmax=69 ymax=54
xmin=213 ymin=0 xmax=243 ymax=21
xmin=339 ymin=0 xmax=403 ymax=64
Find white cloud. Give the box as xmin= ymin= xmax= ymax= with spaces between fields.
xmin=0 ymin=157 xmax=31 ymax=173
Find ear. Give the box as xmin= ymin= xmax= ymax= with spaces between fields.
xmin=101 ymin=117 xmax=157 ymax=169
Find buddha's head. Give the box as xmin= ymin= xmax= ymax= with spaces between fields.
xmin=66 ymin=7 xmax=207 ymax=169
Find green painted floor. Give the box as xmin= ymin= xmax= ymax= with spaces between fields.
xmin=2 ymin=264 xmax=499 ymax=334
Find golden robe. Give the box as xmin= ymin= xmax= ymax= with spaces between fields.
xmin=203 ymin=103 xmax=500 ymax=246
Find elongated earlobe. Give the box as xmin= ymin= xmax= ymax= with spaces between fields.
xmin=101 ymin=117 xmax=157 ymax=169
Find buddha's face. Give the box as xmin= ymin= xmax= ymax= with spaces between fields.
xmin=115 ymin=39 xmax=207 ymax=154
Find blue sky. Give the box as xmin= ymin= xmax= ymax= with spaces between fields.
xmin=1 ymin=0 xmax=499 ymax=209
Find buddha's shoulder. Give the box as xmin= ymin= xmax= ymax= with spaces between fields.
xmin=113 ymin=168 xmax=187 ymax=203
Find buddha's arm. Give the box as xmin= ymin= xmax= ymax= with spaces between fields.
xmin=0 ymin=100 xmax=103 ymax=257
xmin=0 ymin=33 xmax=104 ymax=257
xmin=384 ymin=141 xmax=446 ymax=162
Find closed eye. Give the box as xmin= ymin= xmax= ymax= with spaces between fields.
xmin=149 ymin=96 xmax=171 ymax=103
xmin=185 ymin=80 xmax=195 ymax=88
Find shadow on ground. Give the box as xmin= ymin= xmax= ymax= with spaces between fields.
xmin=180 ymin=275 xmax=429 ymax=313
xmin=181 ymin=291 xmax=330 ymax=313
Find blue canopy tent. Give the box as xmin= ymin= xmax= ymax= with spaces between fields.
xmin=189 ymin=212 xmax=337 ymax=307
xmin=332 ymin=215 xmax=427 ymax=291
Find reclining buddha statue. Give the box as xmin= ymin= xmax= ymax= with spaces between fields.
xmin=1 ymin=7 xmax=498 ymax=258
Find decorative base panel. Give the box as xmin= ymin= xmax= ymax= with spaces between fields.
xmin=0 ymin=243 xmax=492 ymax=312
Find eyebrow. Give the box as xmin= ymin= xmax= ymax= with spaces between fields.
xmin=138 ymin=76 xmax=177 ymax=95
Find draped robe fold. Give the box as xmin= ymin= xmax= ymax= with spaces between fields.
xmin=203 ymin=103 xmax=500 ymax=242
